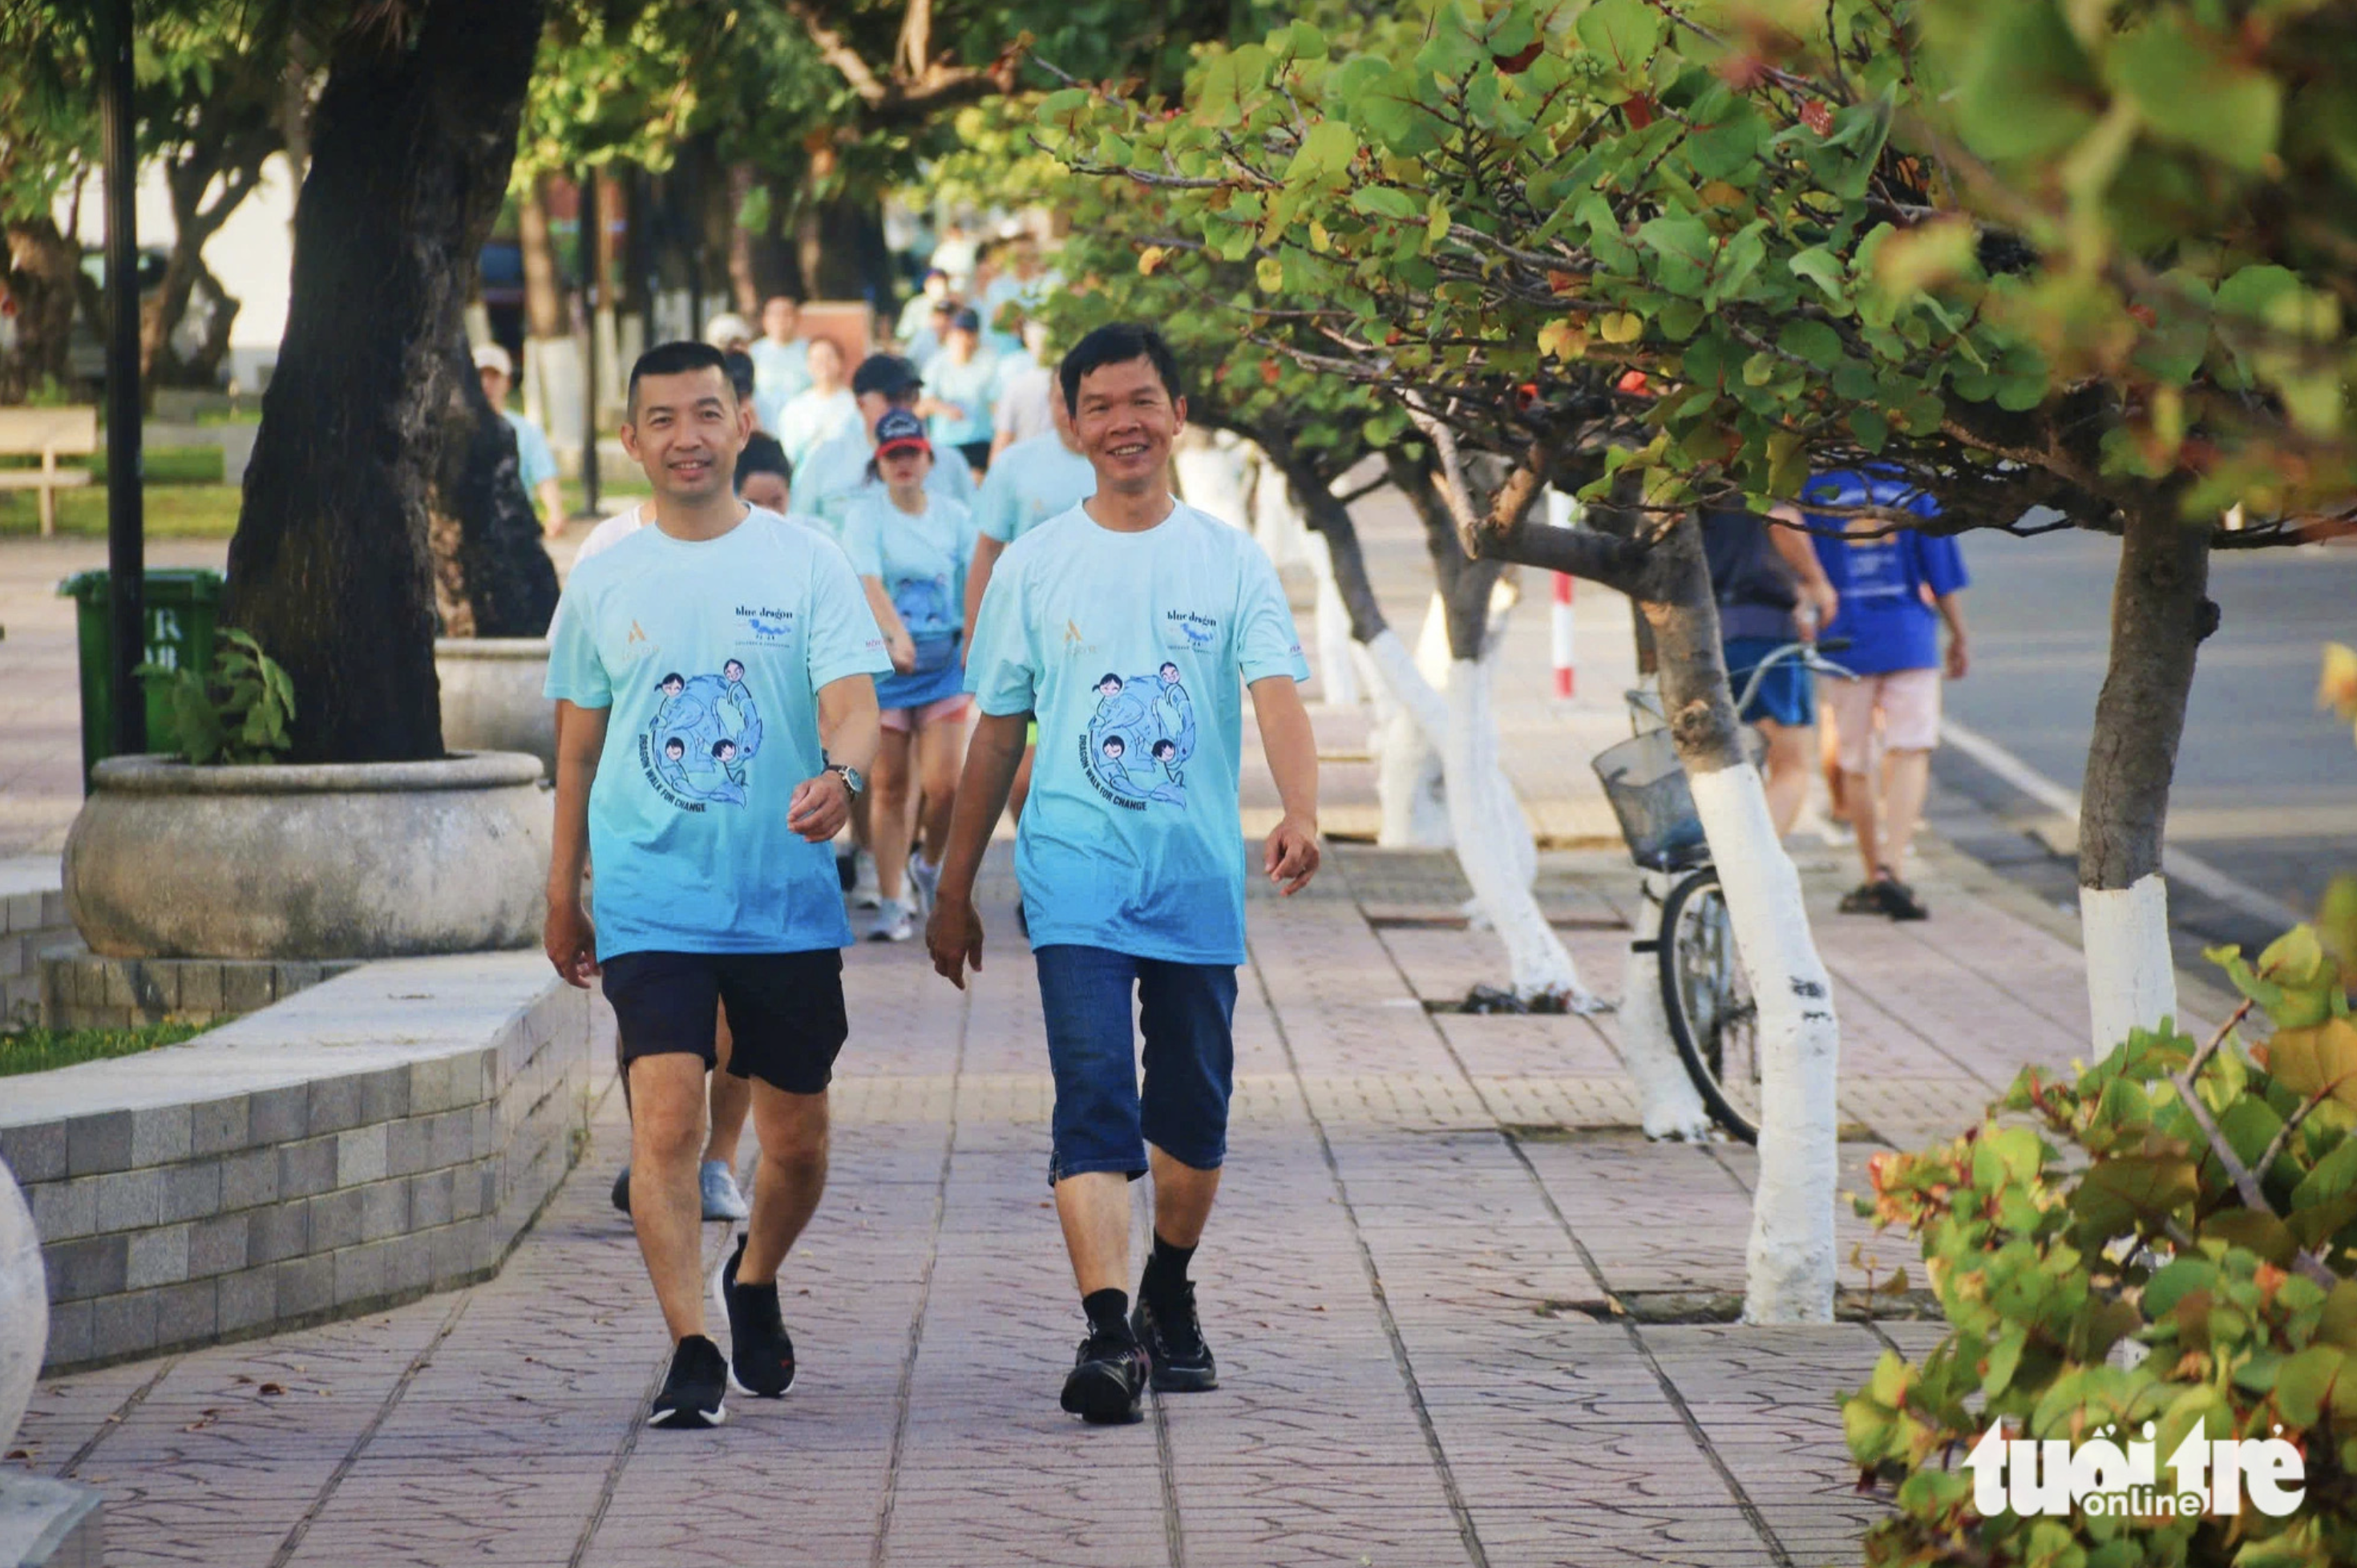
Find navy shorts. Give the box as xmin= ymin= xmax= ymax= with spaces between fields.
xmin=1724 ymin=635 xmax=1815 ymax=728
xmin=1033 ymin=945 xmax=1238 ymax=1186
xmin=600 ymin=949 xmax=847 ymax=1095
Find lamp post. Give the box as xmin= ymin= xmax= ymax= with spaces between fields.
xmin=101 ymin=0 xmax=145 ymax=757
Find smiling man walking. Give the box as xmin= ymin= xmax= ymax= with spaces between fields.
xmin=925 ymin=323 xmax=1322 ymax=1425
xmin=544 ymin=340 xmax=890 ymax=1429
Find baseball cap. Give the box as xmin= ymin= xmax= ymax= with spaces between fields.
xmin=851 ymin=354 xmax=924 ymax=398
xmin=874 ymin=407 xmax=930 ymax=456
xmin=471 ymin=342 xmax=513 ymax=377
xmin=949 ymin=305 xmax=982 ymax=333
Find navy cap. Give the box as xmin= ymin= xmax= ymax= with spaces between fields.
xmin=875 ymin=406 xmax=930 ymax=455
xmin=950 ymin=305 xmax=982 ymax=333
xmin=851 ymin=354 xmax=923 ymax=398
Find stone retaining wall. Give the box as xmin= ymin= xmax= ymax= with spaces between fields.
xmin=1 ymin=872 xmax=70 ymax=1030
xmin=0 ymin=955 xmax=608 ymax=1373
xmin=38 ymin=948 xmax=359 ymax=1031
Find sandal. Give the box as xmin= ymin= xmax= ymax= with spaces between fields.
xmin=1838 ymin=883 xmax=1885 ymax=915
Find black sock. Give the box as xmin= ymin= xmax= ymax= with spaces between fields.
xmin=1081 ymin=1287 xmax=1132 ymax=1340
xmin=1141 ymin=1234 xmax=1197 ymax=1309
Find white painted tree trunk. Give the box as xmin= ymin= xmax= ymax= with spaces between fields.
xmin=1475 ymin=587 xmax=1539 ymax=895
xmin=1621 ymin=871 xmax=1717 ymax=1140
xmin=1445 ymin=657 xmax=1593 ymax=1005
xmin=1172 ymin=431 xmax=1251 ymax=528
xmin=1369 ymin=610 xmax=1450 ymax=848
xmin=1304 ymin=529 xmax=1363 ymax=708
xmin=2081 ymin=875 xmax=2178 ymax=1050
xmin=1688 ymin=765 xmax=1841 ymax=1324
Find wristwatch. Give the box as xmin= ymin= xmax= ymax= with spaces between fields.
xmin=824 ymin=760 xmax=865 ymax=798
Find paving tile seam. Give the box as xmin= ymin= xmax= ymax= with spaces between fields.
xmin=1243 ymin=924 xmax=1488 ymax=1568
xmin=567 ymin=1318 xmax=689 ymax=1568
xmin=1345 ymin=875 xmax=1800 ymax=1568
xmin=871 ymin=976 xmax=971 ymax=1568
xmin=56 ymin=1352 xmax=179 ymax=1478
xmin=265 ymin=1291 xmax=472 ymax=1568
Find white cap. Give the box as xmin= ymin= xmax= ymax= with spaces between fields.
xmin=471 ymin=342 xmax=513 ymax=377
xmin=705 ymin=313 xmax=755 ymax=348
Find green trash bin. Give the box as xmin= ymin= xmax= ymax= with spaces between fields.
xmin=58 ymin=568 xmax=225 ymax=787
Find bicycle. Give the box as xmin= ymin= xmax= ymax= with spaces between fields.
xmin=1590 ymin=638 xmax=1854 ymax=1142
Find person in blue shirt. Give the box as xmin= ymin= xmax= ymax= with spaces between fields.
xmin=543 ymin=340 xmax=891 ymax=1430
xmin=748 ymin=297 xmax=812 ymax=434
xmin=1700 ymin=503 xmax=1840 ymax=836
xmin=1803 ymin=467 xmax=1972 ymax=920
xmin=925 ymin=323 xmax=1322 ymax=1427
xmin=474 ymin=343 xmax=567 ymax=537
xmin=839 ymin=409 xmax=979 ymax=944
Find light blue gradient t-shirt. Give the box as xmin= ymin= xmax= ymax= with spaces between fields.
xmin=973 ymin=434 xmax=1094 ymax=544
xmin=965 ymin=500 xmax=1309 ymax=964
xmin=544 ymin=507 xmax=891 ymax=957
xmin=840 ymin=489 xmax=976 ymax=709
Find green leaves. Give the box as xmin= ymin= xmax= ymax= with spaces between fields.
xmin=2107 ymin=17 xmax=2282 ymax=172
xmin=137 ymin=629 xmax=295 ymax=766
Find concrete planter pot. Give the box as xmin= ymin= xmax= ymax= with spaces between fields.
xmin=0 ymin=1163 xmax=42 ymax=1446
xmin=435 ymin=637 xmax=555 ymax=778
xmin=64 ymin=752 xmax=551 ymax=960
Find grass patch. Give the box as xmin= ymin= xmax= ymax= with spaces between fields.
xmin=0 ymin=1018 xmax=216 ymax=1077
xmin=0 ymin=481 xmax=242 ymax=538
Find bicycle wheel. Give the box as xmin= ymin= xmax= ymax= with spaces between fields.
xmin=1658 ymin=867 xmax=1761 ymax=1143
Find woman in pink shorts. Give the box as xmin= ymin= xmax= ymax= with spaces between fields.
xmin=842 ymin=409 xmax=980 ymax=941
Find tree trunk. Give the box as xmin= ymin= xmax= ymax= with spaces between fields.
xmin=725 ymin=161 xmax=758 ymax=315
xmin=794 ymin=190 xmax=888 ymax=304
xmin=427 ymin=321 xmax=560 ymax=638
xmin=223 ymin=0 xmax=546 ymax=762
xmin=519 ymin=176 xmax=565 ymax=340
xmin=2079 ymin=498 xmax=2213 ymax=1049
xmin=1 ymin=219 xmax=82 ymax=402
xmin=1388 ymin=454 xmax=1594 ymax=1008
xmin=1371 ymin=598 xmax=1451 ymax=847
xmin=1639 ymin=514 xmax=1839 ymax=1323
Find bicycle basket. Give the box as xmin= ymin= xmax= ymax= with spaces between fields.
xmin=1591 ymin=728 xmax=1709 ymax=871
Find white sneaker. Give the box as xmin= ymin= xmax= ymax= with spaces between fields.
xmin=851 ymin=850 xmax=883 ymax=909
xmin=908 ymin=856 xmax=940 ymax=918
xmin=869 ymin=899 xmax=914 ymax=943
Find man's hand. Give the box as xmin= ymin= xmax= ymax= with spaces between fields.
xmin=786 ymin=770 xmax=852 ymax=842
xmin=1946 ymin=632 xmax=1971 ymax=681
xmin=1802 ymin=582 xmax=1838 ymax=641
xmin=1263 ymin=814 xmax=1321 ymax=895
xmin=544 ymin=897 xmax=598 ymax=988
xmin=926 ymin=893 xmax=985 ymax=988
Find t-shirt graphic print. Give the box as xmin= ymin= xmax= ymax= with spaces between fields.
xmin=642 ymin=661 xmax=767 ymax=808
xmin=1081 ymin=665 xmax=1197 ymax=807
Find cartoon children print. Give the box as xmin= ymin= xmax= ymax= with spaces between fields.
xmin=646 ymin=663 xmax=764 ymax=807
xmin=1082 ymin=663 xmax=1196 ymax=808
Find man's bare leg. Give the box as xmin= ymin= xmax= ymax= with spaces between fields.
xmin=1846 ymin=767 xmax=1882 ymax=889
xmin=627 ymin=1053 xmax=710 ymax=1342
xmin=705 ymin=1012 xmax=750 ymax=1170
xmin=738 ymin=1083 xmax=830 ymax=1284
xmin=1056 ymin=1170 xmax=1134 ymax=1296
xmin=1147 ymin=1145 xmax=1220 ymax=1249
xmin=1880 ymin=748 xmax=1932 ymax=880
xmin=1755 ymin=717 xmax=1813 ymax=839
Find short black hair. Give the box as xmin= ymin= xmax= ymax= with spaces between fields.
xmin=627 ymin=341 xmax=731 ymax=419
xmin=1059 ymin=324 xmax=1184 ymax=415
xmin=1152 ymin=738 xmax=1175 ymax=757
xmin=721 ymin=349 xmax=757 ymax=404
xmin=737 ymin=432 xmax=793 ymax=493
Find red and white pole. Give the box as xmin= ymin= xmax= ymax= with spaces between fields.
xmin=1546 ymin=487 xmax=1577 ymax=698
xmin=1551 ymin=572 xmax=1575 ymax=697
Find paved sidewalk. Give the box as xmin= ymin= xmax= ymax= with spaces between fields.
xmin=0 ymin=497 xmax=2149 ymax=1565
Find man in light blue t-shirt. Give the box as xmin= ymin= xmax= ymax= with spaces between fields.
xmin=927 ymin=324 xmax=1321 ymax=1427
xmin=916 ymin=305 xmax=999 ymax=473
xmin=798 ymin=353 xmax=977 ymax=531
xmin=544 ymin=341 xmax=890 ymax=1431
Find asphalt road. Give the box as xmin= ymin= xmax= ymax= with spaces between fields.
xmin=1927 ymin=526 xmax=2357 ymax=960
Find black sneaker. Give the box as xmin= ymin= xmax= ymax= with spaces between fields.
xmin=611 ymin=1165 xmax=631 ymax=1215
xmin=712 ymin=1235 xmax=796 ymax=1397
xmin=648 ymin=1335 xmax=728 ymax=1429
xmin=1060 ymin=1328 xmax=1150 ymax=1425
xmin=1837 ymin=882 xmax=1885 ymax=915
xmin=1132 ymin=1286 xmax=1218 ymax=1392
